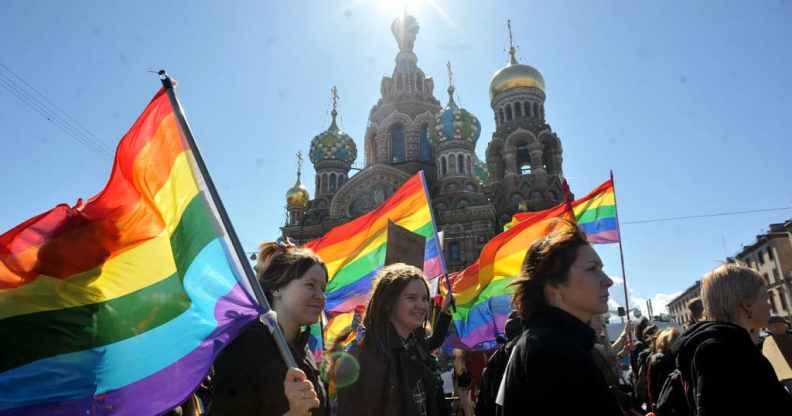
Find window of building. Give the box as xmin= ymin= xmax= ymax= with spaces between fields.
xmin=780 ymin=291 xmax=789 ymax=312
xmin=768 ymin=247 xmax=774 ymax=260
xmin=517 ymin=144 xmax=532 ymax=176
xmin=416 ymin=74 xmax=423 ymax=92
xmin=419 ymin=124 xmax=432 ymax=161
xmin=449 ymin=241 xmax=461 ymax=262
xmin=758 ymin=252 xmax=765 ymax=266
xmin=467 ymin=155 xmax=472 ymax=176
xmin=771 ymin=293 xmax=778 ymax=314
xmin=505 ymin=104 xmax=513 ymax=121
xmin=499 ymin=109 xmax=505 ymax=125
xmin=524 ymin=101 xmax=531 ymax=117
xmin=532 ymin=102 xmax=539 ymax=118
xmin=329 ymin=173 xmax=337 ymax=192
xmin=515 ymin=102 xmax=522 ymax=118
xmin=441 ymin=156 xmax=447 ymax=176
xmin=449 ymin=153 xmax=457 ymax=174
xmin=390 ymin=124 xmax=405 ymax=162
xmin=458 ymin=154 xmax=465 ymax=174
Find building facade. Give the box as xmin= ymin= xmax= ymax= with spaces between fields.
xmin=735 ymin=219 xmax=792 ymax=318
xmin=668 ymin=219 xmax=792 ymax=324
xmin=667 ymin=281 xmax=701 ymax=327
xmin=282 ymin=15 xmax=567 ymax=272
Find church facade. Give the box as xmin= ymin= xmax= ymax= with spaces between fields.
xmin=283 ymin=14 xmax=567 ymax=273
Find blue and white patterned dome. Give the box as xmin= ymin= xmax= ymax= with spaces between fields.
xmin=430 ymin=94 xmax=481 ymax=145
xmin=309 ymin=119 xmax=357 ymax=166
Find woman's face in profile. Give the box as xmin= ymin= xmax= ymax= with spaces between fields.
xmin=557 ymin=244 xmax=613 ymax=322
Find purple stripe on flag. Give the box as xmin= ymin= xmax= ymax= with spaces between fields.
xmin=1 ymin=284 xmax=259 ymax=416
xmin=586 ymin=229 xmax=620 ymax=244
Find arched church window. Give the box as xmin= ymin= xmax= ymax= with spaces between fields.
xmin=316 ymin=176 xmax=320 ymax=194
xmin=517 ymin=144 xmax=532 ymax=176
xmin=419 ymin=123 xmax=432 ymax=161
xmin=390 ymin=124 xmax=406 ymax=162
xmin=499 ymin=109 xmax=505 ymax=125
xmin=441 ymin=156 xmax=447 ymax=176
xmin=449 ymin=153 xmax=457 ymax=174
xmin=532 ymin=102 xmax=539 ymax=118
xmin=515 ymin=102 xmax=522 ymax=118
xmin=524 ymin=101 xmax=531 ymax=117
xmin=457 ymin=154 xmax=464 ymax=174
xmin=329 ymin=173 xmax=337 ymax=192
xmin=506 ymin=104 xmax=513 ymax=121
xmin=322 ymin=173 xmax=328 ymax=193
xmin=539 ymin=104 xmax=544 ymax=119
xmin=467 ymin=155 xmax=472 ymax=175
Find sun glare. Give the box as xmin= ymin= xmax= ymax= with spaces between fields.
xmin=376 ymin=0 xmax=426 ymax=17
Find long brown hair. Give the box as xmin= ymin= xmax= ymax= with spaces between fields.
xmin=255 ymin=241 xmax=327 ymax=304
xmin=510 ymin=222 xmax=589 ymax=321
xmin=362 ymin=263 xmax=429 ymax=355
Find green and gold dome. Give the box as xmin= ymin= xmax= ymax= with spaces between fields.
xmin=309 ymin=88 xmax=357 ymax=167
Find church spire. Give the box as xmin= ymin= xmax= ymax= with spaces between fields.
xmin=507 ymin=19 xmax=518 ymax=65
xmin=330 ymin=85 xmax=339 ymax=129
xmin=446 ymin=61 xmax=457 ymax=108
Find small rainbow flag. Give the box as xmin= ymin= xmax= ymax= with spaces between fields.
xmin=305 ymin=172 xmax=443 ymax=350
xmin=443 ymin=203 xmax=575 ymax=350
xmin=505 ymin=178 xmax=620 ymax=244
xmin=0 ymin=87 xmax=259 ymax=414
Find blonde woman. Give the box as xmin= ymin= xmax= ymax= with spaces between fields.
xmin=672 ymin=264 xmax=792 ymax=414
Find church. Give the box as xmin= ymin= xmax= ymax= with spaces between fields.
xmin=282 ymin=13 xmax=567 ymax=273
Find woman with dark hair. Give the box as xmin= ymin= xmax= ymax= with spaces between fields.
xmin=334 ymin=263 xmax=449 ymax=416
xmin=499 ymin=222 xmax=623 ymax=415
xmin=210 ymin=241 xmax=328 ymax=416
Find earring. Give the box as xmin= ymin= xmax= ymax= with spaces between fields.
xmin=555 ymin=293 xmax=563 ymax=307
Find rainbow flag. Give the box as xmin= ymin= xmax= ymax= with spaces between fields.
xmin=505 ymin=178 xmax=620 ymax=244
xmin=305 ymin=172 xmax=443 ymax=351
xmin=0 ymin=88 xmax=259 ymax=415
xmin=571 ymin=179 xmax=619 ymax=244
xmin=443 ymin=203 xmax=575 ymax=350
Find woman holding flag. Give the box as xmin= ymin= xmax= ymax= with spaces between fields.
xmin=334 ymin=263 xmax=450 ymax=416
xmin=499 ymin=222 xmax=624 ymax=415
xmin=210 ymin=241 xmax=328 ymax=416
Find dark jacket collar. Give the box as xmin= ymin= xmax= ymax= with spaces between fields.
xmin=525 ymin=306 xmax=596 ymax=350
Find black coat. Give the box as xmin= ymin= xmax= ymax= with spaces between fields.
xmin=209 ymin=321 xmax=327 ymax=416
xmin=335 ymin=322 xmax=446 ymax=416
xmin=673 ymin=321 xmax=792 ymax=415
xmin=500 ymin=306 xmax=623 ymax=416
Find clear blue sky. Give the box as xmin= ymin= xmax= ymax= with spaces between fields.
xmin=1 ymin=0 xmax=790 ymax=313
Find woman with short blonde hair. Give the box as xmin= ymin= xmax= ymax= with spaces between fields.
xmin=701 ymin=264 xmax=768 ymax=324
xmin=670 ymin=263 xmax=792 ymax=414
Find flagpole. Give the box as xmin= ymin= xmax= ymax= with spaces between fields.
xmin=610 ymin=170 xmax=633 ymax=347
xmin=418 ymin=170 xmax=455 ymax=312
xmin=159 ymin=71 xmax=298 ymax=369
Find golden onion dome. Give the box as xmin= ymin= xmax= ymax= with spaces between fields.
xmin=489 ymin=58 xmax=545 ymax=101
xmin=286 ymin=180 xmax=310 ymax=207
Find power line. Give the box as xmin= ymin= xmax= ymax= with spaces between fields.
xmin=621 ymin=206 xmax=792 ymax=225
xmin=0 ymin=64 xmax=113 ymax=158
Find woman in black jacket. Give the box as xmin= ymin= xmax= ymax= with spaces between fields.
xmin=500 ymin=222 xmax=624 ymax=415
xmin=334 ymin=263 xmax=450 ymax=416
xmin=210 ymin=242 xmax=328 ymax=416
xmin=672 ymin=263 xmax=792 ymax=415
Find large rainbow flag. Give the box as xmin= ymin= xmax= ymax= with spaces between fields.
xmin=305 ymin=172 xmax=443 ymax=345
xmin=443 ymin=203 xmax=575 ymax=350
xmin=0 ymin=87 xmax=259 ymax=414
xmin=506 ymin=178 xmax=620 ymax=244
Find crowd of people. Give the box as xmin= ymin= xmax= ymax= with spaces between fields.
xmin=169 ymin=222 xmax=792 ymax=415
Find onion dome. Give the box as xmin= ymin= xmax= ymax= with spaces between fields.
xmin=286 ymin=151 xmax=310 ymax=207
xmin=430 ymin=63 xmax=481 ymax=145
xmin=309 ymin=88 xmax=357 ymax=166
xmin=489 ymin=21 xmax=545 ymax=101
xmin=286 ymin=180 xmax=310 ymax=207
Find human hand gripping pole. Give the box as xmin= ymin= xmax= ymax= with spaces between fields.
xmin=158 ymin=71 xmax=301 ymax=372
